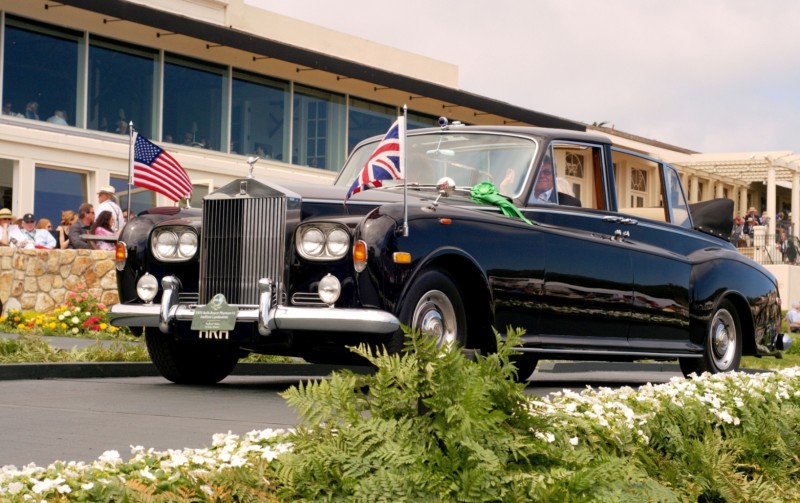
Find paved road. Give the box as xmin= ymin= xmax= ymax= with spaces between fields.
xmin=0 ymin=361 xmax=683 ymax=468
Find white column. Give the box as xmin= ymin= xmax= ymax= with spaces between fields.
xmin=792 ymin=171 xmax=800 ymax=238
xmin=716 ymin=182 xmax=725 ymax=199
xmin=690 ymin=176 xmax=699 ymax=203
xmin=767 ymin=165 xmax=777 ymax=237
xmin=739 ymin=187 xmax=748 ymax=216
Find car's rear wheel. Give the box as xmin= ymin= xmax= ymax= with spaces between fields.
xmin=679 ymin=299 xmax=741 ymax=377
xmin=391 ymin=268 xmax=467 ymax=353
xmin=145 ymin=331 xmax=240 ymax=384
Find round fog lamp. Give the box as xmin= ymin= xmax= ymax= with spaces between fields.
xmin=137 ymin=273 xmax=158 ymax=303
xmin=317 ymin=274 xmax=341 ymax=305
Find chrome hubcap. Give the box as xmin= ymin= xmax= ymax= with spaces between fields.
xmin=412 ymin=290 xmax=457 ymax=347
xmin=710 ymin=309 xmax=736 ymax=369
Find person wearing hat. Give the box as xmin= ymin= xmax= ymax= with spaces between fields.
xmin=97 ymin=185 xmax=125 ymax=233
xmin=0 ymin=208 xmax=17 ymax=246
xmin=9 ymin=212 xmax=56 ymax=249
xmin=785 ymin=301 xmax=800 ymax=333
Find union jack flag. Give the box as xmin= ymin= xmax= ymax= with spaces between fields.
xmin=345 ymin=117 xmax=405 ymax=202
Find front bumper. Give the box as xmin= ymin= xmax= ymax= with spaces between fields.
xmin=109 ymin=275 xmax=400 ymax=336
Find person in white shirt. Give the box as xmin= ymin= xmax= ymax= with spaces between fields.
xmin=96 ymin=185 xmax=125 ymax=233
xmin=785 ymin=301 xmax=800 ymax=333
xmin=9 ymin=213 xmax=56 ymax=249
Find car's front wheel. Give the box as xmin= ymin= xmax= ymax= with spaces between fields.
xmin=145 ymin=331 xmax=240 ymax=384
xmin=679 ymin=299 xmax=741 ymax=377
xmin=391 ymin=268 xmax=467 ymax=353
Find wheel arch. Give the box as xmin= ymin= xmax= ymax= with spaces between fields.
xmin=398 ymin=247 xmax=495 ymax=353
xmin=724 ymin=292 xmax=756 ymax=356
xmin=690 ymin=290 xmax=755 ymax=356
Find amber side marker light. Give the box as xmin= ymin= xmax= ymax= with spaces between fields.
xmin=439 ymin=218 xmax=452 ymax=225
xmin=353 ymin=240 xmax=368 ymax=272
xmin=114 ymin=241 xmax=128 ymax=272
xmin=393 ymin=252 xmax=412 ymax=264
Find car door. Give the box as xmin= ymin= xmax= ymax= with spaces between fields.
xmin=612 ymin=150 xmax=693 ymax=348
xmin=538 ymin=226 xmax=634 ymax=348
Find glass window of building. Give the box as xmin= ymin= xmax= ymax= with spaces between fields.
xmin=0 ymin=159 xmax=13 ymax=210
xmin=110 ymin=176 xmax=155 ymax=217
xmin=189 ymin=183 xmax=211 ymax=209
xmin=2 ymin=16 xmax=81 ymax=126
xmin=348 ymin=98 xmax=394 ymax=153
xmin=34 ymin=167 xmax=86 ymax=228
xmin=88 ymin=37 xmax=157 ymax=138
xmin=292 ymin=85 xmax=345 ymax=171
xmin=231 ymin=71 xmax=289 ymax=160
xmin=163 ymin=54 xmax=226 ymax=151
xmin=407 ymin=111 xmax=440 ymax=130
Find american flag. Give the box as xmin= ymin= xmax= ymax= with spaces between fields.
xmin=345 ymin=117 xmax=405 ymax=202
xmin=133 ymin=133 xmax=193 ymax=202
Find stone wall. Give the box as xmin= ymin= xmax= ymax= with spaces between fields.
xmin=0 ymin=248 xmax=119 ymax=313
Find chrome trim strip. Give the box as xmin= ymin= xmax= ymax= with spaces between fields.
xmin=511 ymin=347 xmax=701 ymax=359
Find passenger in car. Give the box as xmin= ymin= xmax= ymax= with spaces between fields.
xmin=528 ymin=156 xmax=581 ymax=207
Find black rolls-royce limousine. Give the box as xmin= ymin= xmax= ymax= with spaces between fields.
xmin=109 ymin=122 xmax=791 ymax=384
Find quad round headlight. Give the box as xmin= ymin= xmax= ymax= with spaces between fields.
xmin=151 ymin=227 xmax=198 ymax=262
xmin=300 ymin=227 xmax=326 ymax=257
xmin=296 ymin=224 xmax=350 ymax=260
xmin=326 ymin=228 xmax=350 ymax=256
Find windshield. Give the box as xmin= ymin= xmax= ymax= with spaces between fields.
xmin=335 ymin=132 xmax=539 ymax=197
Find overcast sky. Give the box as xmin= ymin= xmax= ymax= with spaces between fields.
xmin=247 ymin=0 xmax=800 ymax=155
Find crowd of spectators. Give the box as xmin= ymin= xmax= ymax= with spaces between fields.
xmin=0 ymin=186 xmax=128 ymax=251
xmin=732 ymin=206 xmax=797 ymax=264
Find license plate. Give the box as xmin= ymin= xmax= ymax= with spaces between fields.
xmin=196 ymin=330 xmax=230 ymax=340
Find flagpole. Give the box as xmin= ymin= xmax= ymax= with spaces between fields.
xmin=401 ymin=104 xmax=409 ymax=237
xmin=127 ymin=121 xmax=134 ymax=218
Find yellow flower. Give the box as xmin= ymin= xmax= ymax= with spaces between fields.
xmin=100 ymin=323 xmax=108 ymax=330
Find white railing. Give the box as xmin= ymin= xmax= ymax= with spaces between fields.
xmin=734 ymin=225 xmax=798 ymax=265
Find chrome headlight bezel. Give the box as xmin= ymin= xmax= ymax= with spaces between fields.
xmin=151 ymin=226 xmax=199 ymax=262
xmin=296 ymin=223 xmax=351 ymax=261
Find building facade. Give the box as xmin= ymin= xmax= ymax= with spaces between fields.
xmin=0 ymin=0 xmax=798 ymax=243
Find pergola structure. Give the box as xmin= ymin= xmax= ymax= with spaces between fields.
xmin=673 ymin=152 xmax=800 ymax=237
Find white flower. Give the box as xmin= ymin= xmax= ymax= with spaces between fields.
xmin=71 ymin=327 xmax=79 ymax=335
xmin=569 ymin=437 xmax=578 ymax=446
xmin=139 ymin=467 xmax=156 ymax=481
xmin=71 ymin=316 xmax=80 ymax=325
xmin=74 ymin=307 xmax=81 ymax=313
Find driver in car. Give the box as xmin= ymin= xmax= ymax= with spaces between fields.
xmin=529 ymin=156 xmax=581 ymax=207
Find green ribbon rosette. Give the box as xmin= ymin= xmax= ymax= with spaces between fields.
xmin=470 ymin=181 xmax=533 ymax=225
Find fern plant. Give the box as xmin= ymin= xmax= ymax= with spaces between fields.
xmin=277 ymin=328 xmax=542 ymax=502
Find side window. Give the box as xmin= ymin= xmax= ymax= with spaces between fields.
xmin=665 ymin=165 xmax=692 ymax=228
xmin=527 ymin=142 xmax=604 ymax=209
xmin=613 ymin=148 xmax=689 ymax=227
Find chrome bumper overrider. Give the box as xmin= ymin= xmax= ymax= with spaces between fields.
xmin=109 ymin=275 xmax=400 ymax=336
xmin=780 ymin=333 xmax=793 ymax=351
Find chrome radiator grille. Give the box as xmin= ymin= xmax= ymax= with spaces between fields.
xmin=199 ymin=196 xmax=287 ymax=305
